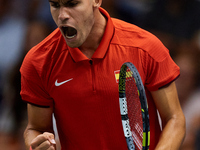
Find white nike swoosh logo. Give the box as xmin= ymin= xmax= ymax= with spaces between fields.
xmin=55 ymin=78 xmax=73 ymax=86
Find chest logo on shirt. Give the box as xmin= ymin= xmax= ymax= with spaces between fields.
xmin=114 ymin=70 xmax=120 ymax=83
xmin=114 ymin=69 xmax=132 ymax=83
xmin=55 ymin=78 xmax=73 ymax=86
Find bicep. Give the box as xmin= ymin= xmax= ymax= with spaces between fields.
xmin=150 ymin=82 xmax=183 ymax=125
xmin=27 ymin=104 xmax=54 ymax=133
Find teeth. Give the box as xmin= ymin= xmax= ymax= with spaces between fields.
xmin=66 ymin=34 xmax=76 ymax=39
xmin=62 ymin=26 xmax=77 ymax=39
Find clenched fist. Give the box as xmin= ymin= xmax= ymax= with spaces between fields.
xmin=30 ymin=132 xmax=56 ymax=150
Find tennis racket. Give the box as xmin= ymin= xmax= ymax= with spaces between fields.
xmin=118 ymin=62 xmax=150 ymax=150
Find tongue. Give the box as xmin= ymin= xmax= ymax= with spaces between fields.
xmin=66 ymin=27 xmax=77 ymax=37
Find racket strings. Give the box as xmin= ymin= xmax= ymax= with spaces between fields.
xmin=126 ymin=75 xmax=143 ymax=150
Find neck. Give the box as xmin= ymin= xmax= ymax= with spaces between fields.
xmin=79 ymin=8 xmax=107 ymax=59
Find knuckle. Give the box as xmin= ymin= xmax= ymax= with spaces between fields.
xmin=40 ymin=140 xmax=51 ymax=149
xmin=43 ymin=132 xmax=54 ymax=139
xmin=48 ymin=145 xmax=55 ymax=150
xmin=44 ymin=140 xmax=52 ymax=146
xmin=43 ymin=132 xmax=53 ymax=136
xmin=37 ymin=141 xmax=51 ymax=150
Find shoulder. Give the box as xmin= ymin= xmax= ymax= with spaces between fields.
xmin=111 ymin=18 xmax=170 ymax=62
xmin=23 ymin=28 xmax=67 ymax=64
xmin=29 ymin=28 xmax=66 ymax=56
xmin=20 ymin=28 xmax=67 ymax=78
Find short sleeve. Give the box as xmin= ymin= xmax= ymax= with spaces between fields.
xmin=141 ymin=41 xmax=180 ymax=91
xmin=20 ymin=52 xmax=53 ymax=107
xmin=20 ymin=75 xmax=53 ymax=107
xmin=145 ymin=55 xmax=180 ymax=91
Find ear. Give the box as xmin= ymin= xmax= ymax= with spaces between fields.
xmin=93 ymin=0 xmax=102 ymax=8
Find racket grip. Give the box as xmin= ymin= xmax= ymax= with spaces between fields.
xmin=126 ymin=136 xmax=135 ymax=150
xmin=29 ymin=146 xmax=32 ymax=150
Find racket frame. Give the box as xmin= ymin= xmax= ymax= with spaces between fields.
xmin=119 ymin=62 xmax=150 ymax=150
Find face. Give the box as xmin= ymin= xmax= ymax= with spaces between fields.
xmin=49 ymin=0 xmax=98 ymax=48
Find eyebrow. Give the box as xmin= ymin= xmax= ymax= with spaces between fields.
xmin=48 ymin=0 xmax=74 ymax=2
xmin=48 ymin=0 xmax=56 ymax=2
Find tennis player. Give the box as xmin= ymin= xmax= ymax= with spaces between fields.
xmin=20 ymin=0 xmax=185 ymax=149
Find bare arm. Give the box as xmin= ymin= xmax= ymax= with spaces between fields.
xmin=24 ymin=104 xmax=56 ymax=150
xmin=151 ymin=82 xmax=186 ymax=150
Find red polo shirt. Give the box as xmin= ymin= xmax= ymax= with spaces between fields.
xmin=20 ymin=7 xmax=180 ymax=150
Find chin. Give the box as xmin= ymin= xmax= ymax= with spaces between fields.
xmin=66 ymin=41 xmax=81 ymax=48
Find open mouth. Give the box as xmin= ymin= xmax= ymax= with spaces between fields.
xmin=62 ymin=26 xmax=77 ymax=39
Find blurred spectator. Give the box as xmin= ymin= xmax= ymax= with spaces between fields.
xmin=0 ymin=0 xmax=27 ymax=107
xmin=0 ymin=0 xmax=56 ymax=149
xmin=181 ymin=91 xmax=200 ymax=150
xmin=143 ymin=0 xmax=200 ymax=57
xmin=101 ymin=0 xmax=119 ymax=18
xmin=175 ymin=46 xmax=200 ymax=106
xmin=195 ymin=127 xmax=200 ymax=150
xmin=0 ymin=20 xmax=53 ymax=150
xmin=27 ymin=0 xmax=56 ymax=29
xmin=115 ymin=0 xmax=156 ymax=26
xmin=174 ymin=45 xmax=200 ymax=150
xmin=192 ymin=29 xmax=200 ymax=53
xmin=12 ymin=0 xmax=56 ymax=29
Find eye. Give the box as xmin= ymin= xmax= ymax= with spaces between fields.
xmin=49 ymin=1 xmax=60 ymax=8
xmin=65 ymin=1 xmax=79 ymax=7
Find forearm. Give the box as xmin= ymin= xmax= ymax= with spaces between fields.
xmin=155 ymin=114 xmax=186 ymax=150
xmin=151 ymin=82 xmax=186 ymax=149
xmin=24 ymin=104 xmax=56 ymax=149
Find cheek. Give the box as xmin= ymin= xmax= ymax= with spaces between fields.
xmin=77 ymin=17 xmax=94 ymax=41
xmin=81 ymin=12 xmax=95 ymax=30
xmin=75 ymin=5 xmax=94 ymax=24
xmin=74 ymin=11 xmax=94 ymax=33
xmin=50 ymin=10 xmax=59 ymax=25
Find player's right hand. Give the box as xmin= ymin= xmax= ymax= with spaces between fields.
xmin=30 ymin=132 xmax=56 ymax=150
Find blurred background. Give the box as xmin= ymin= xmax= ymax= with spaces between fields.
xmin=0 ymin=0 xmax=200 ymax=150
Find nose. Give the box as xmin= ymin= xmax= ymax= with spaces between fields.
xmin=58 ymin=6 xmax=70 ymax=22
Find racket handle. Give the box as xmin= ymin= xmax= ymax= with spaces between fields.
xmin=29 ymin=146 xmax=32 ymax=150
xmin=126 ymin=136 xmax=135 ymax=150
